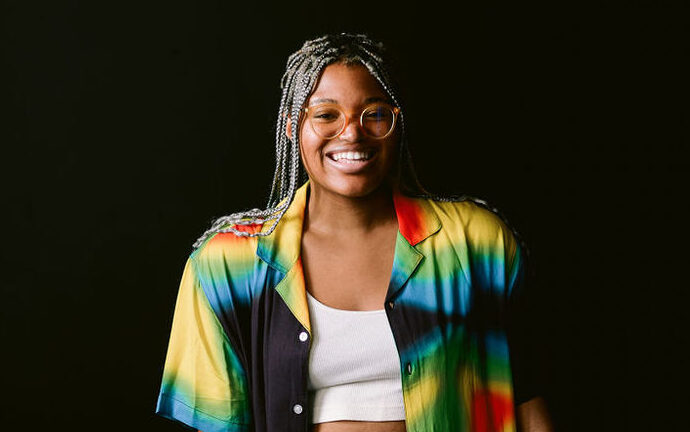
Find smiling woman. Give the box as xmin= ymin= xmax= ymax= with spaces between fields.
xmin=155 ymin=33 xmax=554 ymax=432
xmin=292 ymin=63 xmax=400 ymax=200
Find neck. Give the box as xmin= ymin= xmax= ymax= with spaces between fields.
xmin=304 ymin=183 xmax=398 ymax=237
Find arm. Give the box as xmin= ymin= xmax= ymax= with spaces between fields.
xmin=516 ymin=396 xmax=555 ymax=432
xmin=504 ymin=233 xmax=554 ymax=432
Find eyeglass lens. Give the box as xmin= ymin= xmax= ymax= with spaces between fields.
xmin=309 ymin=104 xmax=395 ymax=138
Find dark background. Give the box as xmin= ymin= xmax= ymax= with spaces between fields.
xmin=3 ymin=1 xmax=686 ymax=431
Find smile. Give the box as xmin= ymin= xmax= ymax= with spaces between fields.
xmin=324 ymin=149 xmax=378 ymax=174
xmin=327 ymin=150 xmax=375 ymax=162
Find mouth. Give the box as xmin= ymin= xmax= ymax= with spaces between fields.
xmin=324 ymin=149 xmax=378 ymax=173
xmin=325 ymin=149 xmax=376 ymax=163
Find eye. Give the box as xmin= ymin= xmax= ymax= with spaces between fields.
xmin=364 ymin=107 xmax=392 ymax=121
xmin=310 ymin=108 xmax=341 ymax=122
xmin=315 ymin=112 xmax=336 ymax=120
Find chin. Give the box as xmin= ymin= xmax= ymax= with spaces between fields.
xmin=326 ymin=176 xmax=390 ymax=199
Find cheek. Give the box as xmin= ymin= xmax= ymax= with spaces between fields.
xmin=384 ymin=137 xmax=400 ymax=162
xmin=298 ymin=127 xmax=325 ymax=174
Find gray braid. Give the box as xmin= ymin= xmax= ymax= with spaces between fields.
xmin=192 ymin=33 xmax=525 ymax=257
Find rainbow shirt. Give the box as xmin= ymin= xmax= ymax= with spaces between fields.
xmin=156 ymin=180 xmax=534 ymax=432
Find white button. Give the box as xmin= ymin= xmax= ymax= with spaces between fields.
xmin=298 ymin=331 xmax=308 ymax=342
xmin=293 ymin=404 xmax=303 ymax=414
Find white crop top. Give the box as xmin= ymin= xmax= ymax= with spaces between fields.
xmin=306 ymin=290 xmax=406 ymax=424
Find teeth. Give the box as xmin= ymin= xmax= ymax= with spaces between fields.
xmin=331 ymin=151 xmax=372 ymax=161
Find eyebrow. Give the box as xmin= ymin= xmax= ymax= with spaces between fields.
xmin=308 ymin=96 xmax=390 ymax=106
xmin=309 ymin=98 xmax=338 ymax=105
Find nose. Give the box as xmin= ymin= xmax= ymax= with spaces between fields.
xmin=338 ymin=117 xmax=364 ymax=141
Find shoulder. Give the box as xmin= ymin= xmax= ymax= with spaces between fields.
xmin=190 ymin=220 xmax=264 ymax=268
xmin=426 ymin=195 xmax=523 ymax=258
xmin=427 ymin=196 xmax=513 ymax=235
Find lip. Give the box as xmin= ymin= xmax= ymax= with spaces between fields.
xmin=324 ymin=146 xmax=377 ymax=159
xmin=324 ymin=148 xmax=379 ymax=174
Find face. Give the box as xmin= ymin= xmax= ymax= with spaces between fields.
xmin=294 ymin=63 xmax=399 ymax=199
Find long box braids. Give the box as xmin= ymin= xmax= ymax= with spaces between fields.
xmin=191 ymin=33 xmax=525 ymax=260
xmin=192 ymin=33 xmax=426 ymax=249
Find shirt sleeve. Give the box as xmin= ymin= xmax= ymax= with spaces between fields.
xmin=505 ymin=239 xmax=542 ymax=406
xmin=155 ymin=257 xmax=250 ymax=432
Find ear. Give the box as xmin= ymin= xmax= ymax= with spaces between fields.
xmin=286 ymin=116 xmax=293 ymax=141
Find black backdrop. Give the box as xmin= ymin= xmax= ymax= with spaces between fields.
xmin=3 ymin=1 xmax=686 ymax=431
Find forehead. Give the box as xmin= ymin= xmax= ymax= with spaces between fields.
xmin=308 ymin=63 xmax=387 ymax=104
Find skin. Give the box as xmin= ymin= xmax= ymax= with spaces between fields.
xmin=516 ymin=396 xmax=555 ymax=432
xmin=295 ymin=63 xmax=401 ymax=311
xmin=293 ymin=63 xmax=404 ymax=432
xmin=290 ymin=63 xmax=554 ymax=432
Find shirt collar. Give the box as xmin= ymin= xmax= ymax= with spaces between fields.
xmin=256 ymin=180 xmax=441 ymax=273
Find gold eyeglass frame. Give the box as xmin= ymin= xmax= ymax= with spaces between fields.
xmin=302 ymin=102 xmax=401 ymax=140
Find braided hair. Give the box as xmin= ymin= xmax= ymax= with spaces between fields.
xmin=192 ymin=33 xmax=526 ymax=261
xmin=192 ymin=33 xmax=425 ymax=248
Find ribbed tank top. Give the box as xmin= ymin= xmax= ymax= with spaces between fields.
xmin=306 ymin=290 xmax=406 ymax=424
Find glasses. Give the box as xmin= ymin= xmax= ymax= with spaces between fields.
xmin=302 ymin=102 xmax=401 ymax=139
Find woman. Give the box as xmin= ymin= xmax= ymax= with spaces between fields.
xmin=156 ymin=33 xmax=554 ymax=432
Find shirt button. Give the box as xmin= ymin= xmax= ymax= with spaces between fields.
xmin=293 ymin=404 xmax=303 ymax=414
xmin=388 ymin=301 xmax=394 ymax=309
xmin=406 ymin=362 xmax=413 ymax=375
xmin=298 ymin=331 xmax=309 ymax=342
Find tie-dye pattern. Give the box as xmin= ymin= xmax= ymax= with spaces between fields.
xmin=156 ymin=180 xmax=528 ymax=432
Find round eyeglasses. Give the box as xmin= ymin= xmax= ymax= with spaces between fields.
xmin=302 ymin=102 xmax=401 ymax=139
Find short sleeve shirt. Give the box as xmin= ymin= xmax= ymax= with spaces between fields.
xmin=156 ymin=180 xmax=536 ymax=432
